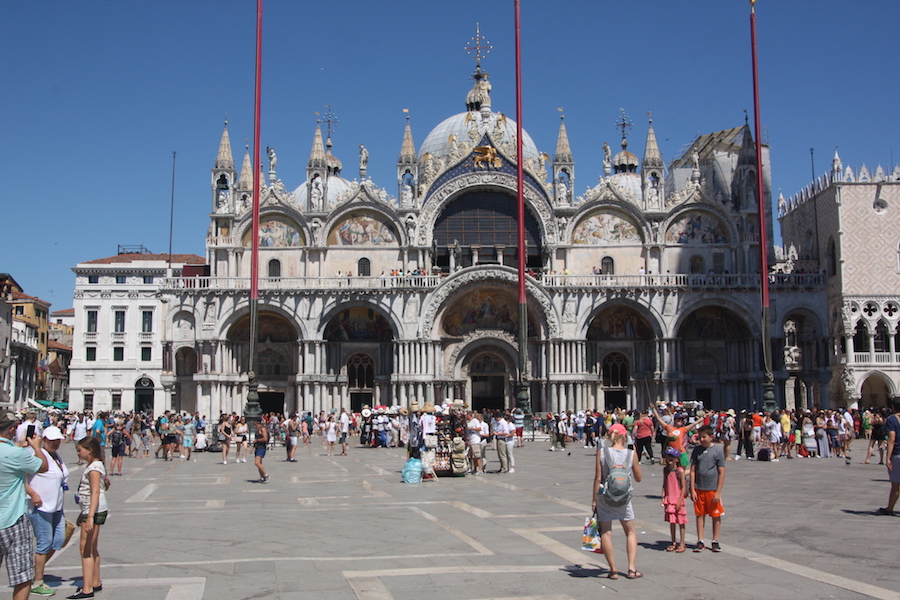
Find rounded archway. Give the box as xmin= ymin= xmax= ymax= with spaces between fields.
xmin=860 ymin=373 xmax=892 ymax=408
xmin=677 ymin=306 xmax=754 ymax=410
xmin=432 ymin=190 xmax=543 ymax=271
xmin=226 ymin=312 xmax=299 ymax=415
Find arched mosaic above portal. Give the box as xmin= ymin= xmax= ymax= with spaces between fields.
xmin=587 ymin=306 xmax=653 ymax=340
xmin=665 ymin=211 xmax=728 ymax=244
xmin=442 ymin=287 xmax=535 ymax=337
xmin=678 ymin=306 xmax=750 ymax=339
xmin=573 ymin=211 xmax=641 ymax=245
xmin=327 ymin=211 xmax=398 ymax=246
xmin=242 ymin=215 xmax=305 ymax=248
xmin=324 ymin=307 xmax=393 ymax=342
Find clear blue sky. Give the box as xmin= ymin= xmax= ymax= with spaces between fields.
xmin=3 ymin=1 xmax=898 ymax=308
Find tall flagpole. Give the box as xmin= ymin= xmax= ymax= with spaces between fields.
xmin=245 ymin=0 xmax=263 ymax=428
xmin=750 ymin=0 xmax=775 ymax=411
xmin=514 ymin=0 xmax=531 ymax=416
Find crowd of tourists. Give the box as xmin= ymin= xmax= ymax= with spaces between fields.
xmin=1 ymin=398 xmax=897 ymax=597
xmin=583 ymin=399 xmax=900 ymax=581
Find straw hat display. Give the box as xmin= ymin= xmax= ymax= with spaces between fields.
xmin=421 ymin=402 xmax=435 ymax=413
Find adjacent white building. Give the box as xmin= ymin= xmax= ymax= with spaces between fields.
xmin=779 ymin=154 xmax=900 ymax=408
xmin=67 ymin=248 xmax=204 ymax=413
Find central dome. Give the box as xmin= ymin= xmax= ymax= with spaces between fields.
xmin=419 ymin=110 xmax=540 ymax=164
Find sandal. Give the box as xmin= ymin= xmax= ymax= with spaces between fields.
xmin=876 ymin=507 xmax=895 ymax=515
xmin=675 ymin=545 xmax=686 ymax=553
xmin=607 ymin=571 xmax=619 ymax=580
xmin=626 ymin=570 xmax=643 ymax=579
xmin=665 ymin=544 xmax=677 ymax=552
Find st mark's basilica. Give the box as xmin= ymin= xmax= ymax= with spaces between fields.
xmin=140 ymin=46 xmax=841 ymax=420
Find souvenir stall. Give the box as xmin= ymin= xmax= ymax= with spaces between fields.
xmin=430 ymin=400 xmax=469 ymax=477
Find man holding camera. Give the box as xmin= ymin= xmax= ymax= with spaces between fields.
xmin=1 ymin=412 xmax=50 ymax=600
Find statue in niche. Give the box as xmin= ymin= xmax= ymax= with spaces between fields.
xmin=216 ymin=188 xmax=229 ymax=213
xmin=691 ymin=149 xmax=700 ymax=171
xmin=647 ymin=179 xmax=659 ymax=206
xmin=310 ymin=177 xmax=323 ymax=211
xmin=401 ymin=184 xmax=413 ymax=206
xmin=204 ymin=301 xmax=215 ymax=324
xmin=266 ymin=146 xmax=278 ymax=173
xmin=405 ymin=214 xmax=416 ymax=238
xmin=556 ymin=179 xmax=569 ymax=204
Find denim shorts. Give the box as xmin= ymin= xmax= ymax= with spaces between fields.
xmin=27 ymin=509 xmax=65 ymax=554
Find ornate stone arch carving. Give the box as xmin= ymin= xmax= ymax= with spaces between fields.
xmin=448 ymin=331 xmax=521 ymax=379
xmin=419 ymin=266 xmax=558 ymax=338
xmin=416 ymin=171 xmax=556 ymax=246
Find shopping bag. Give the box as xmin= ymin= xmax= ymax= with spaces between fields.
xmin=581 ymin=516 xmax=602 ymax=553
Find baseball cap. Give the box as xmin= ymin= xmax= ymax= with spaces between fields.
xmin=42 ymin=426 xmax=65 ymax=441
xmin=609 ymin=423 xmax=627 ymax=436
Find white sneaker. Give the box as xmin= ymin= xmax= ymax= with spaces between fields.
xmin=223 ymin=460 xmax=227 ymax=464
xmin=508 ymin=468 xmax=515 ymax=473
xmin=549 ymin=447 xmax=555 ymax=451
xmin=734 ymin=456 xmax=740 ymax=460
xmin=772 ymin=458 xmax=779 ymax=462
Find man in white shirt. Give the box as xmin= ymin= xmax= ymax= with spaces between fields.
xmin=16 ymin=412 xmax=42 ymax=444
xmin=479 ymin=418 xmax=490 ymax=468
xmin=466 ymin=412 xmax=483 ymax=475
xmin=339 ymin=408 xmax=350 ymax=456
xmin=493 ymin=411 xmax=511 ymax=473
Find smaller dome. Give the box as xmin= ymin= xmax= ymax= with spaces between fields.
xmin=325 ymin=152 xmax=342 ymax=174
xmin=609 ymin=172 xmax=643 ymax=200
xmin=613 ymin=149 xmax=639 ymax=171
xmin=292 ymin=175 xmax=354 ymax=211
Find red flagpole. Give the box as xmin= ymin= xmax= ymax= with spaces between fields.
xmin=750 ymin=0 xmax=775 ymax=409
xmin=250 ymin=0 xmax=263 ymax=307
xmin=246 ymin=0 xmax=263 ymax=420
xmin=514 ymin=0 xmax=530 ymax=414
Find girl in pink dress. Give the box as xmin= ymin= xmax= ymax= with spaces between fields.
xmin=661 ymin=446 xmax=688 ymax=552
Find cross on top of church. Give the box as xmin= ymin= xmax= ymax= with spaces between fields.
xmin=317 ymin=105 xmax=339 ymax=138
xmin=615 ymin=109 xmax=633 ymax=141
xmin=465 ymin=23 xmax=492 ymax=68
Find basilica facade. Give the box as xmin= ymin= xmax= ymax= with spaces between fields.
xmin=155 ymin=64 xmax=831 ymax=418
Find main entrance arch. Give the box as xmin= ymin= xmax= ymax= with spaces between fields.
xmin=227 ymin=312 xmax=299 ymax=413
xmin=467 ymin=350 xmax=512 ymax=412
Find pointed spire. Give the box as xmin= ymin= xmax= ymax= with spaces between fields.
xmin=642 ymin=117 xmax=663 ymax=169
xmin=215 ymin=119 xmax=235 ymax=170
xmin=399 ymin=114 xmax=416 ymax=164
xmin=238 ymin=144 xmax=253 ymax=190
xmin=736 ymin=124 xmax=756 ymax=166
xmin=554 ymin=113 xmax=573 ymax=163
xmin=308 ymin=125 xmax=326 ymax=169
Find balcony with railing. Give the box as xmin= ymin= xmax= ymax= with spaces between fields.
xmin=159 ymin=270 xmax=825 ymax=293
xmin=160 ymin=274 xmax=443 ymax=292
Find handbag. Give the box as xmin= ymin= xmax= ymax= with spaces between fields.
xmin=581 ymin=516 xmax=602 ymax=553
xmin=424 ymin=434 xmax=438 ymax=449
xmin=63 ymin=519 xmax=76 ymax=547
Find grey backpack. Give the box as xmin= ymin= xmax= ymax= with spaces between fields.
xmin=601 ymin=447 xmax=634 ymax=507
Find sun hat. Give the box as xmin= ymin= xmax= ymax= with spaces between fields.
xmin=422 ymin=402 xmax=436 ymax=413
xmin=361 ymin=408 xmax=372 ymax=418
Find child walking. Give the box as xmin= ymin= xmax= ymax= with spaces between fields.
xmin=690 ymin=425 xmax=725 ymax=553
xmin=661 ymin=446 xmax=688 ymax=552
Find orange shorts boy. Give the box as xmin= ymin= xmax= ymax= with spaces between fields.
xmin=693 ymin=489 xmax=724 ymax=517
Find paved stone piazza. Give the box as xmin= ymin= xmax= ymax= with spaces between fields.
xmin=18 ymin=439 xmax=900 ymax=600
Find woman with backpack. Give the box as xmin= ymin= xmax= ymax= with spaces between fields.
xmin=591 ymin=423 xmax=643 ymax=580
